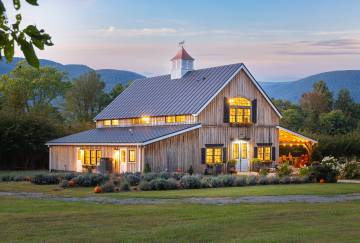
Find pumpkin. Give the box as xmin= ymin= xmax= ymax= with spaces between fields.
xmin=68 ymin=180 xmax=76 ymax=187
xmin=94 ymin=185 xmax=102 ymax=193
xmin=319 ymin=178 xmax=325 ymax=184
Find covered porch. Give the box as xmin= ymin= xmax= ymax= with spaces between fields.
xmin=277 ymin=126 xmax=317 ymax=168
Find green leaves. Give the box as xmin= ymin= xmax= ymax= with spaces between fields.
xmin=0 ymin=0 xmax=52 ymax=68
xmin=19 ymin=38 xmax=39 ymax=68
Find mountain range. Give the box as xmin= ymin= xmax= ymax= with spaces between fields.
xmin=260 ymin=70 xmax=360 ymax=103
xmin=1 ymin=58 xmax=359 ymax=102
xmin=0 ymin=57 xmax=145 ymax=92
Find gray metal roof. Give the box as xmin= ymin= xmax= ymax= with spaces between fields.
xmin=46 ymin=124 xmax=201 ymax=145
xmin=95 ymin=63 xmax=244 ymax=120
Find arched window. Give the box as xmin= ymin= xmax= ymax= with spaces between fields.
xmin=229 ymin=97 xmax=251 ymax=124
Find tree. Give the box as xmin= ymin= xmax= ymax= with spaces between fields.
xmin=300 ymin=80 xmax=333 ymax=114
xmin=319 ymin=110 xmax=354 ymax=135
xmin=65 ymin=71 xmax=109 ymax=122
xmin=109 ymin=83 xmax=124 ymax=100
xmin=335 ymin=89 xmax=354 ymax=116
xmin=0 ymin=61 xmax=68 ymax=113
xmin=271 ymin=98 xmax=297 ymax=113
xmin=280 ymin=108 xmax=304 ymax=131
xmin=0 ymin=0 xmax=52 ymax=67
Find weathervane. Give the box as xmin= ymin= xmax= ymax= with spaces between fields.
xmin=179 ymin=40 xmax=185 ymax=47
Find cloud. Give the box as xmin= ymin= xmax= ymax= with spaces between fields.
xmin=94 ymin=26 xmax=178 ymax=37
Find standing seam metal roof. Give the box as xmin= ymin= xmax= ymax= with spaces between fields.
xmin=46 ymin=124 xmax=201 ymax=145
xmin=94 ymin=63 xmax=243 ymax=120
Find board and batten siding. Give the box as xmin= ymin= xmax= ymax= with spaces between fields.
xmin=49 ymin=145 xmax=140 ymax=172
xmin=196 ymin=69 xmax=280 ymax=169
xmin=144 ymin=128 xmax=200 ymax=172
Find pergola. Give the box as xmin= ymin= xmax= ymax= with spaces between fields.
xmin=277 ymin=126 xmax=317 ymax=160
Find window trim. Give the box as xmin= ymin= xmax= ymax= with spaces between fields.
xmin=205 ymin=147 xmax=223 ymax=164
xmin=128 ymin=149 xmax=136 ymax=163
xmin=257 ymin=146 xmax=271 ymax=161
xmin=229 ymin=97 xmax=252 ymax=125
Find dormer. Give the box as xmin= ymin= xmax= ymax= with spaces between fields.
xmin=170 ymin=46 xmax=194 ymax=79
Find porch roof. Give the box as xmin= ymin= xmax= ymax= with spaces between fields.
xmin=277 ymin=126 xmax=317 ymax=145
xmin=46 ymin=124 xmax=201 ymax=146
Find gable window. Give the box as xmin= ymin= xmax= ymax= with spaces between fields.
xmin=229 ymin=97 xmax=251 ymax=125
xmin=128 ymin=149 xmax=136 ymax=162
xmin=103 ymin=120 xmax=111 ymax=126
xmin=258 ymin=146 xmax=271 ymax=161
xmin=206 ymin=147 xmax=222 ymax=164
xmin=82 ymin=149 xmax=101 ymax=166
xmin=165 ymin=116 xmax=176 ymax=123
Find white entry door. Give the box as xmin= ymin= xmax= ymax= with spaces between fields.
xmin=232 ymin=141 xmax=249 ymax=172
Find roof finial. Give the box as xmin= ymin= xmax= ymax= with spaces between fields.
xmin=179 ymin=40 xmax=185 ymax=47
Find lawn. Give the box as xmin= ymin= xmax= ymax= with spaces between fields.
xmin=0 ymin=196 xmax=359 ymax=242
xmin=1 ymin=181 xmax=360 ymax=198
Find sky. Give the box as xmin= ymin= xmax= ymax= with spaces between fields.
xmin=4 ymin=0 xmax=360 ymax=81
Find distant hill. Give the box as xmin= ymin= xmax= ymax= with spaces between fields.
xmin=0 ymin=57 xmax=145 ymax=92
xmin=260 ymin=70 xmax=360 ymax=103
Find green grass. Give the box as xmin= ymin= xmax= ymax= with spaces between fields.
xmin=1 ymin=182 xmax=360 ymax=199
xmin=0 ymin=197 xmax=359 ymax=242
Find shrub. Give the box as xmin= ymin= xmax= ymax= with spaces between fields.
xmin=246 ymin=175 xmax=258 ymax=185
xmin=290 ymin=176 xmax=301 ymax=184
xmin=144 ymin=163 xmax=151 ymax=173
xmin=200 ymin=176 xmax=224 ymax=188
xmin=299 ymin=176 xmax=310 ymax=183
xmin=267 ymin=176 xmax=280 ymax=184
xmin=159 ymin=171 xmax=171 ymax=179
xmin=218 ymin=175 xmax=236 ymax=187
xmin=60 ymin=180 xmax=69 ymax=188
xmin=171 ymin=172 xmax=185 ymax=180
xmin=73 ymin=173 xmax=107 ymax=187
xmin=259 ymin=168 xmax=269 ymax=177
xmin=13 ymin=175 xmax=26 ymax=182
xmin=101 ymin=181 xmax=115 ymax=193
xmin=142 ymin=172 xmax=159 ymax=181
xmin=276 ymin=163 xmax=292 ymax=177
xmin=149 ymin=178 xmax=168 ymax=190
xmin=340 ymin=160 xmax=360 ymax=179
xmin=188 ymin=165 xmax=194 ymax=175
xmin=31 ymin=173 xmax=60 ymax=185
xmin=180 ymin=175 xmax=201 ymax=189
xmin=125 ymin=173 xmax=141 ymax=186
xmin=310 ymin=161 xmax=337 ymax=183
xmin=279 ymin=176 xmax=291 ymax=184
xmin=1 ymin=175 xmax=14 ymax=182
xmin=139 ymin=181 xmax=151 ymax=191
xmin=120 ymin=181 xmax=131 ymax=191
xmin=234 ymin=176 xmax=246 ymax=186
xmin=299 ymin=166 xmax=311 ymax=177
xmin=64 ymin=173 xmax=78 ymax=181
xmin=165 ymin=178 xmax=178 ymax=190
xmin=258 ymin=176 xmax=269 ymax=185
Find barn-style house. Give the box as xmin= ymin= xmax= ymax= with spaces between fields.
xmin=47 ymin=46 xmax=316 ymax=173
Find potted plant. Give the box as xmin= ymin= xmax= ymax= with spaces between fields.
xmin=227 ymin=159 xmax=237 ymax=174
xmin=251 ymin=158 xmax=262 ymax=172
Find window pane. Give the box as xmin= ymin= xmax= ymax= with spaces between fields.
xmin=233 ymin=143 xmax=239 ymax=159
xmin=258 ymin=147 xmax=264 ymax=160
xmin=176 ymin=115 xmax=186 ymax=123
xmin=84 ymin=150 xmax=90 ymax=165
xmin=120 ymin=150 xmax=126 ymax=162
xmin=241 ymin=143 xmax=247 ymax=159
xmin=111 ymin=120 xmax=119 ymax=126
xmin=129 ymin=150 xmax=136 ymax=162
xmin=156 ymin=117 xmax=164 ymax=123
xmin=103 ymin=120 xmax=111 ymax=126
xmin=206 ymin=156 xmax=213 ymax=163
xmin=90 ymin=150 xmax=96 ymax=165
xmin=265 ymin=147 xmax=271 ymax=161
xmin=165 ymin=116 xmax=175 ymax=123
xmin=96 ymin=150 xmax=102 ymax=163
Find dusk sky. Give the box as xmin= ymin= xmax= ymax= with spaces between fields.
xmin=5 ymin=0 xmax=360 ymax=81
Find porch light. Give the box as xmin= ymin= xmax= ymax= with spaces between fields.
xmin=141 ymin=116 xmax=151 ymax=124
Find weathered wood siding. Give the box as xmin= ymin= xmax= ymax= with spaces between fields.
xmin=144 ymin=129 xmax=200 ymax=172
xmin=49 ymin=145 xmax=140 ymax=172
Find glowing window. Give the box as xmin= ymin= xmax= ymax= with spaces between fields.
xmin=229 ymin=97 xmax=251 ymax=125
xmin=82 ymin=149 xmax=101 ymax=165
xmin=175 ymin=115 xmax=186 ymax=123
xmin=241 ymin=143 xmax=247 ymax=159
xmin=258 ymin=146 xmax=271 ymax=161
xmin=206 ymin=147 xmax=222 ymax=164
xmin=120 ymin=150 xmax=126 ymax=162
xmin=129 ymin=150 xmax=136 ymax=162
xmin=232 ymin=143 xmax=239 ymax=159
xmin=165 ymin=116 xmax=176 ymax=123
xmin=111 ymin=120 xmax=119 ymax=126
xmin=103 ymin=120 xmax=111 ymax=126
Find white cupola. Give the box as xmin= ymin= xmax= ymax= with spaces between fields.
xmin=170 ymin=45 xmax=194 ymax=79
